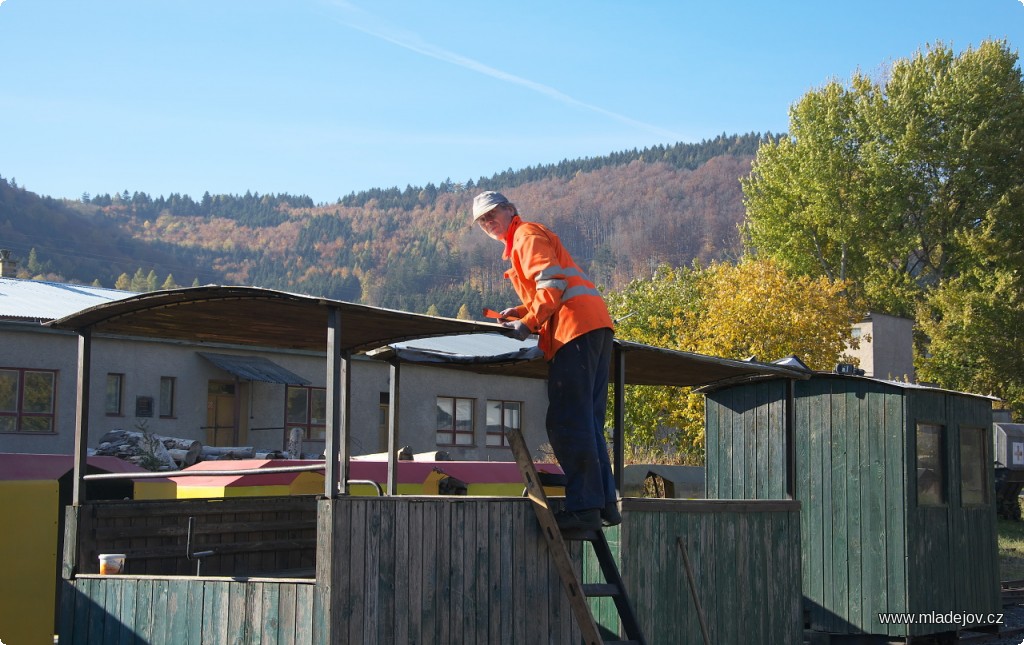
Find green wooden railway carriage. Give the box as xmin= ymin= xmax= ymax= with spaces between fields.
xmin=704 ymin=371 xmax=1001 ymax=641
xmin=49 ymin=285 xmax=809 ymax=644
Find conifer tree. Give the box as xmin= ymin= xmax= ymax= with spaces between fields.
xmin=129 ymin=268 xmax=148 ymax=292
xmin=161 ymin=274 xmax=178 ymax=290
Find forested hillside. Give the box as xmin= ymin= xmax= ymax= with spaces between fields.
xmin=0 ymin=133 xmax=773 ymax=316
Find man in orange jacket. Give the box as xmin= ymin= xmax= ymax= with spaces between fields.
xmin=472 ymin=190 xmax=620 ymax=531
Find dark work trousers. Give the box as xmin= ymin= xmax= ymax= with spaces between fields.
xmin=545 ymin=327 xmax=616 ymax=513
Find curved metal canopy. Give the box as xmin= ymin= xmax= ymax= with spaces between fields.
xmin=376 ymin=335 xmax=808 ymax=388
xmin=46 ymin=285 xmax=504 ymax=354
xmin=48 ymin=285 xmax=810 ymax=387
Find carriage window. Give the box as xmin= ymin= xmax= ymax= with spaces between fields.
xmin=916 ymin=423 xmax=946 ymax=506
xmin=960 ymin=426 xmax=989 ymax=506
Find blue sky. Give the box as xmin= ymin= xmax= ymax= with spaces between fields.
xmin=1 ymin=1 xmax=1022 ymax=205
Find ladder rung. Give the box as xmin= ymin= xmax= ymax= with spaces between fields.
xmin=582 ymin=583 xmax=621 ymax=597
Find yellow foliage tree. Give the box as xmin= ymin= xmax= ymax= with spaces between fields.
xmin=607 ymin=256 xmax=864 ymax=462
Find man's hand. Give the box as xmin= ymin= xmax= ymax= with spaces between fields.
xmin=501 ymin=320 xmax=532 ymax=341
xmin=499 ymin=307 xmax=521 ymax=319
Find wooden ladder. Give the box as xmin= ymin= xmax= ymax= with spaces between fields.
xmin=506 ymin=427 xmax=646 ymax=645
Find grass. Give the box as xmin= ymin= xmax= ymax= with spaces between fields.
xmin=1000 ymin=515 xmax=1024 ymax=582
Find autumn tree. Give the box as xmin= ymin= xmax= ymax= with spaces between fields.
xmin=114 ymin=273 xmax=131 ymax=290
xmin=607 ymin=257 xmax=862 ymax=461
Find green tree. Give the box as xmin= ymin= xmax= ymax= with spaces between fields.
xmin=917 ymin=268 xmax=1024 ymax=418
xmin=742 ymin=40 xmax=1024 ymax=317
xmin=161 ymin=273 xmax=178 ymax=290
xmin=26 ymin=248 xmax=43 ymax=275
xmin=742 ymin=39 xmax=1024 ymax=412
xmin=129 ymin=268 xmax=148 ymax=292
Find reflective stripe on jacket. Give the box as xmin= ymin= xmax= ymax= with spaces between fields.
xmin=503 ymin=220 xmax=613 ymax=360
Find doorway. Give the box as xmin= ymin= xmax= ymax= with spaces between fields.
xmin=205 ymin=380 xmax=244 ymax=446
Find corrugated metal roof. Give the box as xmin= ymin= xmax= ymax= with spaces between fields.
xmin=198 ymin=352 xmax=311 ymax=385
xmin=0 ymin=277 xmax=134 ymax=322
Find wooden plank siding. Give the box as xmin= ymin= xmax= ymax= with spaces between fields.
xmin=905 ymin=390 xmax=1001 ymax=637
xmin=705 ymin=374 xmax=1001 ymax=640
xmin=59 ymin=575 xmax=315 ymax=644
xmin=616 ymin=498 xmax=803 ymax=644
xmin=705 ymin=379 xmax=789 ymax=500
xmin=61 ymin=494 xmax=803 ymax=644
xmin=318 ymin=496 xmax=582 ymax=645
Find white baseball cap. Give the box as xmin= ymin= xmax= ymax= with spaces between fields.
xmin=471 ymin=191 xmax=510 ymax=222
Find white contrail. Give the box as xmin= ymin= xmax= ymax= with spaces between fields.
xmin=325 ymin=1 xmax=682 ymax=140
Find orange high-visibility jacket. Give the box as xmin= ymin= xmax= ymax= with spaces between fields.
xmin=503 ymin=220 xmax=613 ymax=360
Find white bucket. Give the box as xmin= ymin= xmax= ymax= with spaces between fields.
xmin=98 ymin=553 xmax=126 ymax=575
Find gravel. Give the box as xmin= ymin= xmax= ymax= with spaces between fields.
xmin=960 ymin=603 xmax=1024 ymax=644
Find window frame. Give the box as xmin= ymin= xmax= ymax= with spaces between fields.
xmin=436 ymin=396 xmax=475 ymax=447
xmin=959 ymin=425 xmax=990 ymax=507
xmin=159 ymin=376 xmax=176 ymax=418
xmin=0 ymin=367 xmax=58 ymax=434
xmin=285 ymin=385 xmax=326 ymax=441
xmin=378 ymin=392 xmax=390 ymax=452
xmin=486 ymin=399 xmax=522 ymax=448
xmin=105 ymin=373 xmax=124 ymax=417
xmin=916 ymin=422 xmax=947 ymax=506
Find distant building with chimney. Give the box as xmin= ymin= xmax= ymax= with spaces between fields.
xmin=846 ymin=312 xmax=915 ymax=381
xmin=0 ymin=249 xmax=17 ymax=278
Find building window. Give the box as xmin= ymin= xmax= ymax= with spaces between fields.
xmin=159 ymin=376 xmax=176 ymax=418
xmin=0 ymin=368 xmax=57 ymax=433
xmin=286 ymin=385 xmax=326 ymax=441
xmin=105 ymin=373 xmax=124 ymax=416
xmin=916 ymin=422 xmax=946 ymax=506
xmin=436 ymin=396 xmax=474 ymax=446
xmin=486 ymin=400 xmax=521 ymax=448
xmin=960 ymin=426 xmax=989 ymax=506
xmin=378 ymin=392 xmax=390 ymax=452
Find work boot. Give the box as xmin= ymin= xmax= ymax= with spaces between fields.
xmin=554 ymin=508 xmax=601 ymax=531
xmin=601 ymin=501 xmax=622 ymax=527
